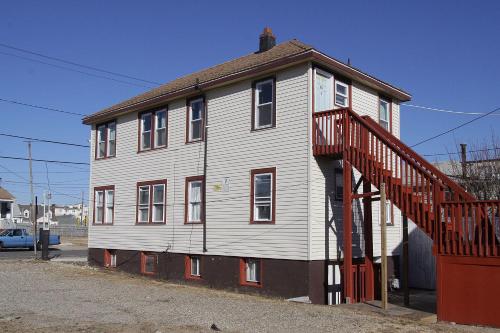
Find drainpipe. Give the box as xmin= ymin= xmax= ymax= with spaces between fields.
xmin=203 ymin=97 xmax=208 ymax=253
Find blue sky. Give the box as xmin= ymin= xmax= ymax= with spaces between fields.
xmin=1 ymin=1 xmax=499 ymax=204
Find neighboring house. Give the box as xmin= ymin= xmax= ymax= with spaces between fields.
xmin=0 ymin=187 xmax=16 ymax=229
xmin=54 ymin=204 xmax=88 ymax=219
xmin=82 ymin=29 xmax=500 ymax=327
xmin=17 ymin=204 xmax=58 ymax=227
xmin=83 ymin=28 xmax=410 ymax=304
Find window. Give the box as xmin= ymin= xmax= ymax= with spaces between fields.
xmin=253 ymin=78 xmax=275 ymax=130
xmin=187 ymin=97 xmax=204 ymax=142
xmin=379 ymin=98 xmax=390 ymax=131
xmin=185 ymin=176 xmax=204 ymax=223
xmin=335 ymin=81 xmax=349 ymax=107
xmin=185 ymin=255 xmax=201 ymax=279
xmin=314 ymin=69 xmax=333 ymax=112
xmin=136 ymin=180 xmax=167 ymax=224
xmin=250 ymin=168 xmax=276 ymax=223
xmin=335 ymin=168 xmax=344 ymax=201
xmin=95 ymin=121 xmax=116 ymax=159
xmin=140 ymin=113 xmax=152 ymax=150
xmin=139 ymin=108 xmax=167 ymax=151
xmin=104 ymin=249 xmax=117 ymax=268
xmin=240 ymin=258 xmax=262 ymax=287
xmin=155 ymin=110 xmax=167 ymax=148
xmin=383 ymin=200 xmax=394 ymax=226
xmin=141 ymin=252 xmax=157 ymax=275
xmin=93 ymin=186 xmax=114 ymax=224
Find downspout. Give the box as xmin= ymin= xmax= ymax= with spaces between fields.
xmin=203 ymin=93 xmax=208 ymax=253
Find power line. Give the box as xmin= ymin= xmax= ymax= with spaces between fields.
xmin=0 ymin=50 xmax=152 ymax=89
xmin=0 ymin=132 xmax=89 ymax=148
xmin=422 ymin=147 xmax=500 ymax=157
xmin=411 ymin=106 xmax=500 ymax=148
xmin=0 ymin=97 xmax=85 ymax=117
xmin=0 ymin=155 xmax=89 ymax=165
xmin=0 ymin=42 xmax=162 ymax=86
xmin=403 ymin=103 xmax=500 ymax=116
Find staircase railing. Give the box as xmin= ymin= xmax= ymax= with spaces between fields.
xmin=312 ymin=107 xmax=500 ymax=257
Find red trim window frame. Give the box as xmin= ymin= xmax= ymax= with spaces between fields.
xmin=184 ymin=176 xmax=205 ymax=224
xmin=250 ymin=167 xmax=276 ymax=224
xmin=140 ymin=252 xmax=158 ymax=275
xmin=104 ymin=249 xmax=117 ymax=268
xmin=95 ymin=120 xmax=116 ymax=159
xmin=378 ymin=96 xmax=392 ymax=133
xmin=138 ymin=107 xmax=168 ymax=152
xmin=251 ymin=76 xmax=276 ymax=131
xmin=93 ymin=185 xmax=115 ymax=225
xmin=136 ymin=180 xmax=167 ymax=224
xmin=186 ymin=96 xmax=205 ymax=143
xmin=239 ymin=258 xmax=263 ymax=288
xmin=184 ymin=255 xmax=202 ymax=280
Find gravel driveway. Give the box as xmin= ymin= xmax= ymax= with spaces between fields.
xmin=0 ymin=260 xmax=495 ymax=333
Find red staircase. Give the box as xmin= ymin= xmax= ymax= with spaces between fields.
xmin=313 ymin=108 xmax=500 ymax=326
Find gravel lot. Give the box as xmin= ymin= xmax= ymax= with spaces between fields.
xmin=0 ymin=260 xmax=495 ymax=333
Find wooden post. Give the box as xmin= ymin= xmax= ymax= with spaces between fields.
xmin=363 ymin=178 xmax=374 ymax=301
xmin=380 ymin=183 xmax=388 ymax=310
xmin=402 ymin=213 xmax=409 ymax=306
xmin=343 ymin=159 xmax=353 ymax=303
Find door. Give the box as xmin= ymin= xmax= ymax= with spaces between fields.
xmin=314 ymin=69 xmax=335 ymax=146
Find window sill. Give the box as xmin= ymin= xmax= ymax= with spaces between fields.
xmin=184 ymin=221 xmax=204 ymax=225
xmin=240 ymin=280 xmax=262 ymax=288
xmin=250 ymin=220 xmax=275 ymax=225
xmin=185 ymin=139 xmax=204 ymax=145
xmin=92 ymin=223 xmax=114 ymax=226
xmin=251 ymin=126 xmax=276 ymax=133
xmin=137 ymin=146 xmax=168 ymax=154
xmin=141 ymin=271 xmax=157 ymax=276
xmin=185 ymin=274 xmax=202 ymax=281
xmin=94 ymin=156 xmax=116 ymax=161
xmin=135 ymin=222 xmax=166 ymax=225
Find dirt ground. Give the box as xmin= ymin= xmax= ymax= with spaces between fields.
xmin=0 ymin=260 xmax=496 ymax=333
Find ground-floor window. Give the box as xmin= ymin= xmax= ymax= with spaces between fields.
xmin=141 ymin=252 xmax=158 ymax=275
xmin=239 ymin=258 xmax=262 ymax=287
xmin=104 ymin=249 xmax=117 ymax=268
xmin=185 ymin=255 xmax=201 ymax=279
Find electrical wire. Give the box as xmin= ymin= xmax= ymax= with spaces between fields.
xmin=0 ymin=155 xmax=89 ymax=165
xmin=0 ymin=132 xmax=89 ymax=148
xmin=0 ymin=42 xmax=161 ymax=86
xmin=411 ymin=106 xmax=500 ymax=148
xmin=0 ymin=97 xmax=86 ymax=117
xmin=403 ymin=103 xmax=500 ymax=116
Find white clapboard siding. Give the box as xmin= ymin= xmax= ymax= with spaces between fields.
xmin=89 ymin=63 xmax=311 ymax=260
xmin=309 ymin=80 xmax=403 ymax=260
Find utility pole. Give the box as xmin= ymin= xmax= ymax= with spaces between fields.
xmin=380 ymin=183 xmax=388 ymax=310
xmin=28 ymin=142 xmax=37 ymax=257
xmin=80 ymin=190 xmax=84 ymax=226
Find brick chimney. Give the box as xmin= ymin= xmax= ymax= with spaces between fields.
xmin=258 ymin=27 xmax=276 ymax=53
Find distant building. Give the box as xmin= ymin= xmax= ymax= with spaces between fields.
xmin=0 ymin=186 xmax=16 ymax=229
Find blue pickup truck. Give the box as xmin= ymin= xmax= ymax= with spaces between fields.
xmin=0 ymin=228 xmax=60 ymax=250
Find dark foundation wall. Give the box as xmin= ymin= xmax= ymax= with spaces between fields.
xmin=88 ymin=248 xmax=310 ymax=301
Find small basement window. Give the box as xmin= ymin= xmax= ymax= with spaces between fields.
xmin=240 ymin=258 xmax=262 ymax=287
xmin=141 ymin=252 xmax=158 ymax=275
xmin=185 ymin=255 xmax=201 ymax=279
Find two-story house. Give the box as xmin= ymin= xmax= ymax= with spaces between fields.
xmin=83 ymin=29 xmax=500 ymax=327
xmin=83 ymin=28 xmax=410 ymax=304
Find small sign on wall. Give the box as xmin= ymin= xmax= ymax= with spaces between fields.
xmin=213 ymin=177 xmax=231 ymax=192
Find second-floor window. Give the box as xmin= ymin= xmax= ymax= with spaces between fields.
xmin=253 ymin=78 xmax=275 ymax=130
xmin=379 ymin=98 xmax=390 ymax=131
xmin=94 ymin=186 xmax=114 ymax=224
xmin=335 ymin=81 xmax=349 ymax=107
xmin=137 ymin=180 xmax=167 ymax=224
xmin=250 ymin=168 xmax=276 ymax=223
xmin=96 ymin=121 xmax=116 ymax=159
xmin=187 ymin=97 xmax=204 ymax=142
xmin=185 ymin=176 xmax=204 ymax=223
xmin=140 ymin=108 xmax=167 ymax=151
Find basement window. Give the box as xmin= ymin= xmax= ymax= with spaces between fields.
xmin=240 ymin=258 xmax=262 ymax=287
xmin=104 ymin=249 xmax=117 ymax=268
xmin=141 ymin=252 xmax=158 ymax=275
xmin=185 ymin=255 xmax=201 ymax=279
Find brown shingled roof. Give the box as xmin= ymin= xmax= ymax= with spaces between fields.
xmin=83 ymin=38 xmax=411 ymax=125
xmin=0 ymin=187 xmax=15 ymax=201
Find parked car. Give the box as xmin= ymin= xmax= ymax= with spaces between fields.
xmin=0 ymin=228 xmax=60 ymax=250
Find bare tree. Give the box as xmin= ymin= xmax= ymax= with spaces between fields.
xmin=449 ymin=133 xmax=500 ymax=200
